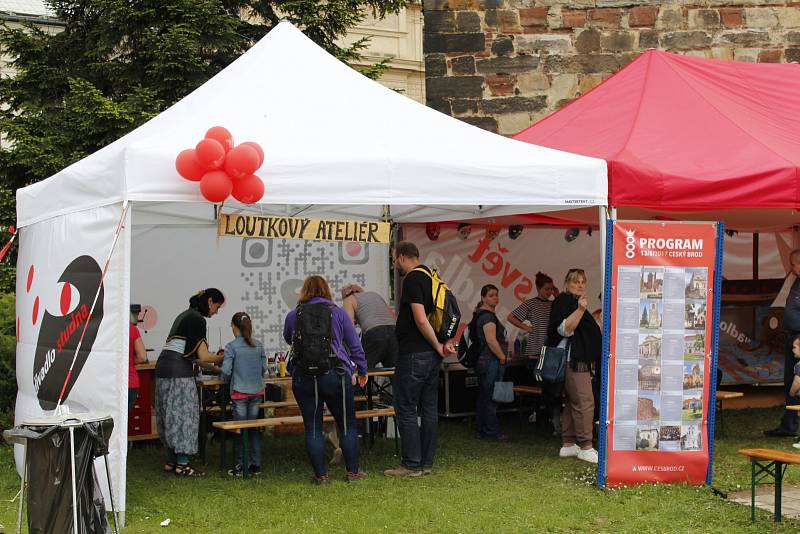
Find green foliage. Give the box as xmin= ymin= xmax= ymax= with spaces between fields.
xmin=0 ymin=294 xmax=15 ymax=431
xmin=0 ymin=0 xmax=407 ymax=195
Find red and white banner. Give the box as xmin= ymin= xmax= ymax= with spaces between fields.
xmin=604 ymin=221 xmax=719 ymax=486
xmin=15 ymin=204 xmax=130 ymax=510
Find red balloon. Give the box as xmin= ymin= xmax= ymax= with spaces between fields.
xmin=231 ymin=175 xmax=265 ymax=204
xmin=200 ymin=171 xmax=233 ymax=203
xmin=205 ymin=126 xmax=234 ymax=152
xmin=240 ymin=141 xmax=264 ymax=167
xmin=195 ymin=138 xmax=226 ymax=170
xmin=224 ymin=145 xmax=260 ymax=180
xmin=175 ymin=149 xmax=205 ymax=181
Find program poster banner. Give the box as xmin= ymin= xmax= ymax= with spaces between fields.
xmin=15 ymin=204 xmax=129 ymax=511
xmin=603 ymin=221 xmax=721 ymax=487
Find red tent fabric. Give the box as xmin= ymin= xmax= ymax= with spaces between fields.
xmin=514 ymin=50 xmax=800 ymax=211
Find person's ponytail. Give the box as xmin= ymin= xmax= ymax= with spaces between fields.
xmin=232 ymin=312 xmax=255 ymax=347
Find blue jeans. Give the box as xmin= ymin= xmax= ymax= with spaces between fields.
xmin=293 ymin=370 xmax=359 ymax=477
xmin=233 ymin=396 xmax=262 ymax=467
xmin=394 ymin=351 xmax=440 ymax=470
xmin=475 ymin=356 xmax=501 ymax=438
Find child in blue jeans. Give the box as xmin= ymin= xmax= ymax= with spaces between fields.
xmin=222 ymin=312 xmax=267 ymax=475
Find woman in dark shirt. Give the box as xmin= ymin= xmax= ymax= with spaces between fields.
xmin=546 ymin=269 xmax=601 ymax=464
xmin=473 ymin=284 xmax=508 ymax=441
xmin=155 ymin=288 xmax=225 ymax=476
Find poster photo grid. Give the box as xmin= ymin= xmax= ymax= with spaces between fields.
xmin=613 ymin=266 xmax=708 ymax=452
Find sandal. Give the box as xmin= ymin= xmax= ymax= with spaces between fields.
xmin=163 ymin=462 xmax=176 ymax=472
xmin=174 ymin=464 xmax=205 ymax=477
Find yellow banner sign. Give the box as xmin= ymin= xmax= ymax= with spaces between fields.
xmin=218 ymin=213 xmax=390 ymax=244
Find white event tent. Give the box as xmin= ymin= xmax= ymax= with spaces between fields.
xmin=14 ymin=21 xmax=606 ymax=516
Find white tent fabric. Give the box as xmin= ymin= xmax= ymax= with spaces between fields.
xmin=17 ymin=21 xmax=606 ymax=228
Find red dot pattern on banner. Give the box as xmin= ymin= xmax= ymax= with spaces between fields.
xmin=60 ymin=282 xmax=72 ymax=316
xmin=346 ymin=243 xmax=362 ymax=257
xmin=32 ymin=297 xmax=39 ymax=326
xmin=27 ymin=265 xmax=34 ymax=292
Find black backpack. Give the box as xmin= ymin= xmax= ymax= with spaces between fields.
xmin=411 ymin=266 xmax=462 ymax=342
xmin=457 ymin=309 xmax=494 ymax=369
xmin=291 ymin=303 xmax=337 ymax=376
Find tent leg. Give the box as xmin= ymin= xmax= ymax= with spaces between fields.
xmin=69 ymin=427 xmax=79 ymax=534
xmin=16 ymin=442 xmax=26 ymax=534
xmin=599 ymin=206 xmax=610 ymax=303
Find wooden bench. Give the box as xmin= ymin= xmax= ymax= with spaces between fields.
xmin=213 ymin=407 xmax=397 ymax=478
xmin=739 ymin=448 xmax=800 ymax=523
xmin=204 ymin=396 xmax=369 ymax=414
xmin=513 ymin=385 xmax=543 ymax=395
xmin=715 ymin=390 xmax=744 ymax=438
xmin=513 ymin=385 xmax=543 ymax=423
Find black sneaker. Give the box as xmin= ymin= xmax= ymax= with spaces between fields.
xmin=249 ymin=465 xmax=261 ymax=475
xmin=227 ymin=464 xmax=243 ymax=477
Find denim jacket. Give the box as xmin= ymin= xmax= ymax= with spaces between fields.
xmin=222 ymin=336 xmax=267 ymax=394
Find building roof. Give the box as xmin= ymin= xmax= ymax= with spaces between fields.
xmin=0 ymin=0 xmax=55 ymax=18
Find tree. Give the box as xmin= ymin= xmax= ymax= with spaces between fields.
xmin=640 ymin=307 xmax=648 ymax=328
xmin=0 ymin=1 xmax=408 ymax=193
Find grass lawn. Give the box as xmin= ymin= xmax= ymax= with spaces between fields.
xmin=1 ymin=406 xmax=800 ymax=533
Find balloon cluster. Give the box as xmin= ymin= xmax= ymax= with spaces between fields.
xmin=175 ymin=126 xmax=265 ymax=204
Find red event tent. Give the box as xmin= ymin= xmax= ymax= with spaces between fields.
xmin=514 ymin=50 xmax=800 ymax=231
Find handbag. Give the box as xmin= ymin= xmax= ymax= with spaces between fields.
xmin=492 ymin=365 xmax=515 ymax=403
xmin=535 ymin=340 xmax=570 ymax=384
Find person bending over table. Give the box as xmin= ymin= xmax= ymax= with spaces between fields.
xmin=155 ymin=288 xmax=225 ymax=477
xmin=341 ymin=284 xmax=398 ymax=369
xmin=283 ymin=276 xmax=368 ymax=485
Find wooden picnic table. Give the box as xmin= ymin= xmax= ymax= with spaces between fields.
xmin=196 ymin=368 xmax=394 ymax=462
xmin=739 ymin=448 xmax=800 ymax=523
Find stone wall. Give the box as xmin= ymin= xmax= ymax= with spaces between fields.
xmin=423 ymin=0 xmax=800 ymax=135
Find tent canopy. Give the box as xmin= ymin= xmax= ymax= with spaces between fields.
xmin=16 ymin=21 xmax=606 ymax=228
xmin=514 ymin=50 xmax=800 ymax=228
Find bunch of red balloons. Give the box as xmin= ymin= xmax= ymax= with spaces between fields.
xmin=175 ymin=126 xmax=265 ymax=204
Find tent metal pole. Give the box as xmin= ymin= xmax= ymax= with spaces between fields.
xmin=600 ymin=206 xmax=610 ymax=304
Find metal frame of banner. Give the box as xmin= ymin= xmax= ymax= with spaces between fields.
xmin=597 ymin=218 xmax=615 ymax=488
xmin=706 ymin=222 xmax=725 ymax=485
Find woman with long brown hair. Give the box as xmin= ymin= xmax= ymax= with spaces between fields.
xmin=283 ymin=275 xmax=368 ymax=484
xmin=221 ymin=312 xmax=266 ymax=476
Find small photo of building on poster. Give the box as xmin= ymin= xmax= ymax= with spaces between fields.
xmin=659 ymin=425 xmax=682 ymax=452
xmin=682 ymin=390 xmax=703 ymax=421
xmin=685 ymin=301 xmax=707 ymax=330
xmin=681 ymin=423 xmax=702 ymax=451
xmin=640 ymin=267 xmax=664 ymax=299
xmin=638 ymin=363 xmax=661 ymax=391
xmin=636 ymin=424 xmax=660 ymax=451
xmin=640 ymin=299 xmax=663 ymax=330
xmin=638 ymin=333 xmax=661 ymax=360
xmin=638 ymin=391 xmax=661 ymax=422
xmin=684 ymin=332 xmax=705 ymax=361
xmin=683 ymin=361 xmax=704 ymax=390
xmin=685 ymin=268 xmax=708 ymax=300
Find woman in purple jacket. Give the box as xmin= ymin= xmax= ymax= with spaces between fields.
xmin=283 ymin=275 xmax=368 ymax=485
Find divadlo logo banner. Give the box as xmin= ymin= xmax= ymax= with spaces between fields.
xmin=30 ymin=255 xmax=104 ymax=409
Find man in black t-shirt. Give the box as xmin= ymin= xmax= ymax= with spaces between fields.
xmin=385 ymin=241 xmax=456 ymax=477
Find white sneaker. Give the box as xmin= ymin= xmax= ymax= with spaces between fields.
xmin=793 ymin=442 xmax=800 ymax=450
xmin=577 ymin=448 xmax=599 ymax=464
xmin=559 ymin=444 xmax=580 ymax=457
